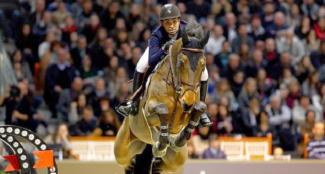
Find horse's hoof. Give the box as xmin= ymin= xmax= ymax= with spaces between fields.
xmin=152 ymin=142 xmax=168 ymax=157
xmin=168 ymin=136 xmax=184 ymax=152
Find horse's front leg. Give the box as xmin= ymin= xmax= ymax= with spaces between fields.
xmin=174 ymin=101 xmax=207 ymax=148
xmin=150 ymin=103 xmax=170 ymax=157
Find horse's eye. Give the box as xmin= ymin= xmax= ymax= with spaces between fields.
xmin=181 ymin=56 xmax=188 ymax=64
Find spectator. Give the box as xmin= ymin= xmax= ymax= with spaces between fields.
xmin=245 ymin=49 xmax=267 ymax=78
xmin=266 ymin=93 xmax=294 ymax=150
xmin=266 ymin=11 xmax=288 ymax=38
xmin=286 ymin=79 xmax=301 ymax=109
xmin=307 ymin=122 xmax=325 ymax=159
xmin=223 ymin=12 xmax=237 ymax=41
xmin=261 ymin=1 xmax=275 ymax=29
xmin=264 ymin=38 xmax=280 ymax=78
xmin=295 ymin=16 xmax=312 ymax=41
xmin=61 ymin=16 xmax=78 ymax=44
xmin=72 ymin=106 xmax=97 ymax=136
xmin=314 ymin=16 xmax=325 ymax=41
xmin=205 ymin=25 xmax=225 ymax=56
xmin=100 ymin=1 xmax=125 ymax=35
xmin=266 ymin=94 xmax=291 ymax=131
xmin=78 ymin=54 xmax=99 ymax=80
xmin=230 ymin=70 xmax=245 ymax=98
xmin=287 ymin=4 xmax=302 ymax=28
xmin=216 ymin=104 xmax=233 ymax=136
xmin=52 ymin=1 xmax=70 ymax=27
xmin=293 ymin=96 xmax=320 ymax=125
xmin=43 ymin=44 xmax=77 ymax=118
xmin=11 ymin=50 xmax=34 ymax=85
xmin=231 ymin=23 xmax=254 ymax=54
xmin=68 ymin=93 xmax=87 ymax=125
xmin=241 ymin=97 xmax=260 ymax=136
xmin=238 ymin=77 xmax=259 ymax=112
xmin=38 ymin=31 xmax=58 ymax=58
xmin=310 ymin=41 xmax=325 ymax=69
xmin=187 ymin=140 xmax=199 ymax=159
xmin=192 ymin=127 xmax=210 ymax=156
xmin=305 ymin=30 xmax=320 ymax=54
xmin=301 ymin=0 xmax=320 ymax=21
xmin=214 ymin=41 xmax=231 ymax=69
xmin=296 ymin=56 xmax=316 ymax=84
xmin=256 ymin=68 xmax=276 ymax=100
xmin=202 ymin=135 xmax=226 ymax=159
xmin=81 ymin=14 xmax=101 ymax=44
xmin=212 ymin=78 xmax=237 ymax=111
xmin=302 ymin=71 xmax=320 ymax=97
xmin=70 ymin=35 xmax=89 ymax=69
xmin=221 ymin=53 xmax=242 ymax=82
xmin=186 ymin=0 xmax=211 ymax=21
xmin=57 ymin=77 xmax=84 ymax=122
xmin=88 ymin=77 xmax=110 ymax=117
xmin=16 ymin=23 xmax=37 ymax=59
xmin=256 ymin=110 xmax=273 ymax=137
xmin=208 ymin=103 xmax=219 ymax=134
xmin=44 ymin=123 xmax=78 ymax=159
xmin=93 ymin=110 xmax=120 ymax=136
xmin=301 ymin=110 xmax=317 ymax=138
xmin=248 ymin=15 xmax=266 ymax=41
xmin=276 ymin=30 xmax=305 ymax=65
xmin=75 ymin=0 xmax=95 ymax=29
xmin=2 ymin=82 xmax=40 ymax=132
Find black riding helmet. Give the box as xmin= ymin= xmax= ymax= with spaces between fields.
xmin=159 ymin=4 xmax=181 ymax=21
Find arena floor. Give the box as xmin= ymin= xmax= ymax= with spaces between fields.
xmin=36 ymin=160 xmax=325 ymax=174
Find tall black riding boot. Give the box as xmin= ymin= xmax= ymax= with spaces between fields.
xmin=130 ymin=71 xmax=145 ymax=115
xmin=116 ymin=71 xmax=144 ymax=116
xmin=198 ymin=80 xmax=212 ymax=127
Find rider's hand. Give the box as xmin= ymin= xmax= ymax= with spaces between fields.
xmin=162 ymin=39 xmax=176 ymax=53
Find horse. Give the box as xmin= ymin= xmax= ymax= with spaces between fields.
xmin=114 ymin=28 xmax=209 ymax=174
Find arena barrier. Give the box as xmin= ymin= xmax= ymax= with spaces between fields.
xmin=34 ymin=159 xmax=325 ymax=174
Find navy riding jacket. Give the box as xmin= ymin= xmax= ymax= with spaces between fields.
xmin=148 ymin=20 xmax=187 ymax=66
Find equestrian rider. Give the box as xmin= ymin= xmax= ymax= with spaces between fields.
xmin=117 ymin=4 xmax=211 ymax=127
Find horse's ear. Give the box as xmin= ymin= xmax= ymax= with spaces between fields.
xmin=171 ymin=38 xmax=182 ymax=56
xmin=181 ymin=31 xmax=189 ymax=45
xmin=200 ymin=31 xmax=210 ymax=48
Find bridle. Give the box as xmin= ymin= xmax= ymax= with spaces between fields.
xmin=168 ymin=46 xmax=204 ymax=115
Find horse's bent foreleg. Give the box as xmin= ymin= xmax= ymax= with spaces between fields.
xmin=150 ymin=103 xmax=170 ymax=157
xmin=175 ymin=101 xmax=207 ymax=147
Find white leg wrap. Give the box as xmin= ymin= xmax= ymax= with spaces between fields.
xmin=201 ymin=67 xmax=208 ymax=81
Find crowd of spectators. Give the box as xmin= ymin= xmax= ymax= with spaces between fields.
xmin=0 ymin=0 xmax=325 ymax=159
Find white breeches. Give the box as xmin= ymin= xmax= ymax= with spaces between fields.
xmin=136 ymin=47 xmax=208 ymax=81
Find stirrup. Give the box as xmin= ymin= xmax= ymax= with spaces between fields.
xmin=115 ymin=101 xmax=132 ymax=117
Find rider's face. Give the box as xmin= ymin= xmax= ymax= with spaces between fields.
xmin=162 ymin=18 xmax=180 ymax=36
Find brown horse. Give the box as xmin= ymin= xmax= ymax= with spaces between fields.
xmin=114 ymin=29 xmax=209 ymax=174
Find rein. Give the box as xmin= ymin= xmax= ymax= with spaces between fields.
xmin=181 ymin=48 xmax=204 ymax=53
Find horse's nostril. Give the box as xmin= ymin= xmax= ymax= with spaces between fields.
xmin=183 ymin=103 xmax=192 ymax=111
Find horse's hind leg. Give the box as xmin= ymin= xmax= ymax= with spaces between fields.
xmin=151 ymin=158 xmax=163 ymax=174
xmin=125 ymin=158 xmax=135 ymax=174
xmin=114 ymin=117 xmax=146 ymax=171
xmin=133 ymin=144 xmax=154 ymax=174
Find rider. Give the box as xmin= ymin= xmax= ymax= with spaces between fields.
xmin=117 ymin=3 xmax=212 ymax=127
